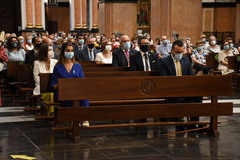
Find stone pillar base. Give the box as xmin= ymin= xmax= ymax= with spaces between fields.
xmin=71 ymin=28 xmax=99 ymax=33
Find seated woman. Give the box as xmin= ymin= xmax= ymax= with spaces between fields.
xmin=191 ymin=40 xmax=212 ymax=74
xmin=218 ymin=40 xmax=235 ymax=75
xmin=206 ymin=36 xmax=220 ymax=54
xmin=95 ymin=40 xmax=112 ymax=64
xmin=51 ymin=42 xmax=89 ymax=127
xmin=25 ymin=35 xmax=34 ymax=52
xmin=6 ymin=36 xmax=26 ymax=62
xmin=33 ymin=44 xmax=57 ymax=115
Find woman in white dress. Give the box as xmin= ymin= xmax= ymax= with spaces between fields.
xmin=33 ymin=44 xmax=57 ymax=115
xmin=95 ymin=40 xmax=112 ymax=64
xmin=217 ymin=40 xmax=234 ymax=75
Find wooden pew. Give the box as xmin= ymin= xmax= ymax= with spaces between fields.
xmin=227 ymin=55 xmax=240 ymax=73
xmin=206 ymin=52 xmax=221 ymax=74
xmin=4 ymin=62 xmax=34 ymax=105
xmin=82 ymin=66 xmax=129 ymax=72
xmin=28 ymin=71 xmax=159 ymax=118
xmin=53 ymin=75 xmax=233 ymax=143
xmin=78 ymin=61 xmax=112 ymax=67
xmin=227 ymin=55 xmax=240 ymax=88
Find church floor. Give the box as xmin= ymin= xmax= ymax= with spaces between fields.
xmin=0 ymin=93 xmax=240 ymax=160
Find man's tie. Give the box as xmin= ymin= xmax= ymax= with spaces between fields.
xmin=125 ymin=50 xmax=130 ymax=66
xmin=176 ymin=60 xmax=182 ymax=76
xmin=144 ymin=53 xmax=149 ymax=71
xmin=89 ymin=49 xmax=93 ymax=61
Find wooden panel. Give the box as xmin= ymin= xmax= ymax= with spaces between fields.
xmin=227 ymin=56 xmax=240 ymax=72
xmin=55 ymin=103 xmax=233 ymax=122
xmin=40 ymin=73 xmax=54 ymax=93
xmin=82 ymin=67 xmax=129 ymax=72
xmin=84 ymin=71 xmax=159 ymax=77
xmin=58 ymin=75 xmax=232 ymax=101
xmin=40 ymin=71 xmax=159 ymax=92
xmin=203 ymin=8 xmax=214 ymax=32
xmin=7 ymin=62 xmax=21 ymax=77
xmin=206 ymin=52 xmax=219 ymax=69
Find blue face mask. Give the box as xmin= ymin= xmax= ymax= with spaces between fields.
xmin=123 ymin=42 xmax=131 ymax=50
xmin=27 ymin=39 xmax=32 ymax=44
xmin=163 ymin=40 xmax=168 ymax=44
xmin=197 ymin=46 xmax=204 ymax=51
xmin=64 ymin=52 xmax=74 ymax=59
xmin=56 ymin=45 xmax=62 ymax=48
xmin=174 ymin=53 xmax=183 ymax=61
xmin=224 ymin=45 xmax=230 ymax=50
xmin=19 ymin=40 xmax=24 ymax=44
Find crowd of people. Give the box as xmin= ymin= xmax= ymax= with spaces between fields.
xmin=0 ymin=30 xmax=239 ymax=128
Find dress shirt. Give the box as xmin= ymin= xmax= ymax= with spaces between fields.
xmin=140 ymin=51 xmax=151 ymax=71
xmin=171 ymin=55 xmax=182 ymax=76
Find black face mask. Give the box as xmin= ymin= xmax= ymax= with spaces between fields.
xmin=140 ymin=45 xmax=149 ymax=52
xmin=36 ymin=43 xmax=42 ymax=49
xmin=88 ymin=43 xmax=95 ymax=49
xmin=11 ymin=42 xmax=18 ymax=48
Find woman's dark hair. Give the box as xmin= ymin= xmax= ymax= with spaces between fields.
xmin=220 ymin=40 xmax=229 ymax=50
xmin=101 ymin=40 xmax=109 ymax=51
xmin=6 ymin=36 xmax=20 ymax=51
xmin=57 ymin=42 xmax=75 ymax=64
xmin=38 ymin=44 xmax=49 ymax=62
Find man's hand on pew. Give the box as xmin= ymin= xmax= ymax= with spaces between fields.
xmin=53 ymin=84 xmax=58 ymax=90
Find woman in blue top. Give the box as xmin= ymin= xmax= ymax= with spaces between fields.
xmin=51 ymin=42 xmax=89 ymax=127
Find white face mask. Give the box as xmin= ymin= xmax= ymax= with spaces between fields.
xmin=202 ymin=38 xmax=206 ymax=42
xmin=173 ymin=53 xmax=183 ymax=61
xmin=211 ymin=40 xmax=216 ymax=45
xmin=105 ymin=45 xmax=112 ymax=51
xmin=48 ymin=50 xmax=54 ymax=59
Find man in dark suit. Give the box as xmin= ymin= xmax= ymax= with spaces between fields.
xmin=73 ymin=33 xmax=87 ymax=59
xmin=158 ymin=40 xmax=193 ymax=76
xmin=130 ymin=36 xmax=158 ymax=71
xmin=112 ymin=35 xmax=137 ymax=67
xmin=25 ymin=37 xmax=42 ymax=68
xmin=74 ymin=37 xmax=100 ymax=61
xmin=158 ymin=40 xmax=202 ymax=132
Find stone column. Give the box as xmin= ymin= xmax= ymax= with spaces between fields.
xmin=151 ymin=0 xmax=202 ymax=45
xmin=35 ymin=0 xmax=42 ymax=28
xmin=25 ymin=0 xmax=34 ymax=28
xmin=99 ymin=0 xmax=138 ymax=38
xmin=92 ymin=0 xmax=98 ymax=29
xmin=81 ymin=0 xmax=87 ymax=29
xmin=235 ymin=2 xmax=240 ymax=43
xmin=74 ymin=0 xmax=81 ymax=29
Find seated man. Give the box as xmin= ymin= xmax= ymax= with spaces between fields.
xmin=130 ymin=36 xmax=158 ymax=71
xmin=158 ymin=40 xmax=202 ymax=132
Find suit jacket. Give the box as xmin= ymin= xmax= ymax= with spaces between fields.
xmin=73 ymin=44 xmax=87 ymax=61
xmin=75 ymin=47 xmax=100 ymax=61
xmin=112 ymin=48 xmax=137 ymax=67
xmin=33 ymin=59 xmax=58 ymax=95
xmin=130 ymin=51 xmax=158 ymax=71
xmin=158 ymin=55 xmax=193 ymax=76
xmin=25 ymin=49 xmax=37 ymax=68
